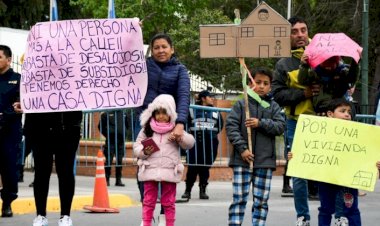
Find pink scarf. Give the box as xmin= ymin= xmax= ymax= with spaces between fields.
xmin=150 ymin=118 xmax=175 ymax=134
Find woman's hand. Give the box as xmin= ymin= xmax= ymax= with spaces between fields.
xmin=169 ymin=123 xmax=184 ymax=142
xmin=13 ymin=102 xmax=23 ymax=113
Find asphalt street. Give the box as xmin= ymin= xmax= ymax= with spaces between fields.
xmin=1 ymin=172 xmax=380 ymax=226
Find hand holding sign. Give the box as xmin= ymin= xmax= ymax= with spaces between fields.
xmin=305 ymin=33 xmax=362 ymax=69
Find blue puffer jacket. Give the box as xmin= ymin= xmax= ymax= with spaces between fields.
xmin=137 ymin=56 xmax=190 ymax=124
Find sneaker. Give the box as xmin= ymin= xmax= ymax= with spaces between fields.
xmin=296 ymin=216 xmax=310 ymax=226
xmin=157 ymin=214 xmax=166 ymax=226
xmin=33 ymin=215 xmax=48 ymax=226
xmin=334 ymin=217 xmax=349 ymax=226
xmin=58 ymin=215 xmax=73 ymax=226
xmin=140 ymin=218 xmax=155 ymax=226
xmin=282 ymin=185 xmax=293 ymax=193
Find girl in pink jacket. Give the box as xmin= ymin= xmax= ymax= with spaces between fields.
xmin=133 ymin=94 xmax=195 ymax=226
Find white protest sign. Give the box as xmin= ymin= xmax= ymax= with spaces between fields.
xmin=21 ymin=18 xmax=147 ymax=113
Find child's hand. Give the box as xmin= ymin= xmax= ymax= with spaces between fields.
xmin=143 ymin=146 xmax=154 ymax=155
xmin=300 ymin=54 xmax=309 ymax=64
xmin=241 ymin=149 xmax=254 ymax=163
xmin=304 ymin=84 xmax=321 ymax=98
xmin=245 ymin=118 xmax=259 ymax=128
xmin=376 ymin=161 xmax=380 ymax=170
xmin=287 ymin=152 xmax=293 ymax=160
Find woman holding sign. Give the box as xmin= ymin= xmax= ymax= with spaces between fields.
xmin=133 ymin=33 xmax=191 ymax=226
xmin=13 ymin=107 xmax=82 ymax=226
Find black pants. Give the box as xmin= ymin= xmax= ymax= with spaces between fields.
xmin=103 ymin=145 xmax=124 ymax=179
xmin=29 ymin=126 xmax=80 ymax=216
xmin=185 ymin=165 xmax=211 ymax=186
xmin=0 ymin=127 xmax=21 ymax=204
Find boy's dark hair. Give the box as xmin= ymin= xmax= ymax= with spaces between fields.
xmin=288 ymin=16 xmax=309 ymax=30
xmin=150 ymin=33 xmax=173 ymax=48
xmin=0 ymin=45 xmax=12 ymax=58
xmin=326 ymin=98 xmax=351 ymax=112
xmin=248 ymin=67 xmax=273 ymax=83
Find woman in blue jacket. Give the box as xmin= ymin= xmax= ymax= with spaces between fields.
xmin=133 ymin=33 xmax=190 ymax=140
xmin=133 ymin=33 xmax=191 ymax=226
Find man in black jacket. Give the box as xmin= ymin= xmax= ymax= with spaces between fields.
xmin=0 ymin=45 xmax=22 ymax=217
xmin=181 ymin=90 xmax=223 ymax=200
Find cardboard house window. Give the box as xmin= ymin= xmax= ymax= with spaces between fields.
xmin=209 ymin=33 xmax=225 ymax=46
xmin=274 ymin=27 xmax=287 ymax=37
xmin=241 ymin=27 xmax=254 ymax=37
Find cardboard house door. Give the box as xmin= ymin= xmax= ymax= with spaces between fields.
xmin=259 ymin=45 xmax=269 ymax=58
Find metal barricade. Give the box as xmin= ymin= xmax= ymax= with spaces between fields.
xmin=21 ymin=105 xmax=376 ymax=174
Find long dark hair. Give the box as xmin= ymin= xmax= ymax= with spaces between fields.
xmin=143 ymin=108 xmax=168 ymax=137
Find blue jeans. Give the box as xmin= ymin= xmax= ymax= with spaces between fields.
xmin=318 ymin=183 xmax=361 ymax=226
xmin=287 ymin=119 xmax=310 ymax=220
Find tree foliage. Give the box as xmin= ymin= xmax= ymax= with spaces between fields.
xmin=2 ymin=0 xmax=380 ymax=100
xmin=0 ymin=0 xmax=85 ymax=29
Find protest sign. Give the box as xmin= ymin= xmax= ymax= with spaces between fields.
xmin=287 ymin=114 xmax=380 ymax=192
xmin=305 ymin=33 xmax=362 ymax=69
xmin=21 ymin=18 xmax=147 ymax=113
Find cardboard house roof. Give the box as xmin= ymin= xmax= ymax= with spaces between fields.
xmin=200 ymin=1 xmax=291 ymax=58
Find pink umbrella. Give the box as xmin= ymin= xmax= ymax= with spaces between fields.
xmin=304 ymin=33 xmax=362 ymax=68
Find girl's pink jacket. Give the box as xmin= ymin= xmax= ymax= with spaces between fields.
xmin=133 ymin=94 xmax=195 ymax=183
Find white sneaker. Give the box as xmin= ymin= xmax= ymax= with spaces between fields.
xmin=157 ymin=214 xmax=166 ymax=226
xmin=139 ymin=218 xmax=154 ymax=226
xmin=33 ymin=215 xmax=48 ymax=226
xmin=58 ymin=216 xmax=73 ymax=226
xmin=335 ymin=217 xmax=349 ymax=226
xmin=296 ymin=216 xmax=310 ymax=226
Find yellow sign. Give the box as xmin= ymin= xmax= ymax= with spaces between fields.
xmin=287 ymin=114 xmax=380 ymax=191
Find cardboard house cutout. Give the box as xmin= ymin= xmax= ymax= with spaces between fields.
xmin=200 ymin=1 xmax=291 ymax=58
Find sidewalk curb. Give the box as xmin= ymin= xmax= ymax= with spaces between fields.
xmin=1 ymin=194 xmax=140 ymax=215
